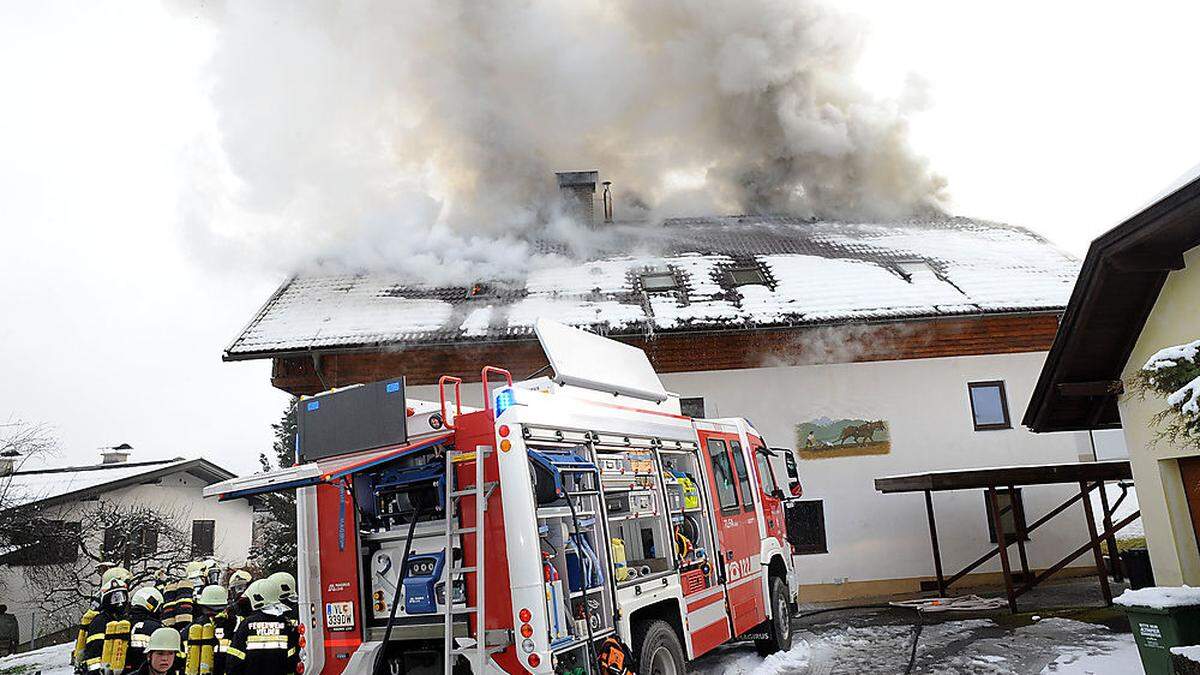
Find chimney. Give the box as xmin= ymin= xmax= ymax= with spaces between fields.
xmin=556 ymin=170 xmax=599 ymax=224
xmin=101 ymin=443 xmax=132 ymax=465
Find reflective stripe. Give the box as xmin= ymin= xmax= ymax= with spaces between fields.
xmin=226 ymin=647 xmax=245 ymax=660
xmin=130 ymin=636 xmax=149 ymax=648
xmin=86 ymin=634 xmax=106 ymax=643
xmin=246 ymin=641 xmax=289 ymax=650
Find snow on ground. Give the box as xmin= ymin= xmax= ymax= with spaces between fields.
xmin=690 ymin=617 xmax=1138 ymax=675
xmin=0 ymin=642 xmax=73 ymax=674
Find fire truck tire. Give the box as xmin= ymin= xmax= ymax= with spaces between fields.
xmin=755 ymin=576 xmax=793 ymax=656
xmin=631 ymin=619 xmax=684 ymax=675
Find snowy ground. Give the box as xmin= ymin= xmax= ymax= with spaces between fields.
xmin=0 ymin=642 xmax=73 ymax=674
xmin=0 ymin=619 xmax=1139 ymax=675
xmin=691 ymin=616 xmax=1139 ymax=675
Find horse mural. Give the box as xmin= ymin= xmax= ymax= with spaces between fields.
xmin=838 ymin=420 xmax=887 ymax=445
xmin=796 ymin=417 xmax=891 ymax=459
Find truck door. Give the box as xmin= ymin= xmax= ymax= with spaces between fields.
xmin=699 ymin=430 xmax=767 ymax=636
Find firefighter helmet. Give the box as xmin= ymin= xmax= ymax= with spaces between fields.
xmin=100 ymin=567 xmax=131 ymax=602
xmin=246 ymin=579 xmax=280 ymax=611
xmin=131 ymin=586 xmax=164 ymax=613
xmin=184 ymin=561 xmax=205 ymax=585
xmin=147 ymin=627 xmax=182 ymax=653
xmin=227 ymin=569 xmax=252 ymax=597
xmin=197 ymin=585 xmax=228 ymax=608
xmin=201 ymin=559 xmax=221 ymax=585
xmin=268 ymin=572 xmax=298 ymax=603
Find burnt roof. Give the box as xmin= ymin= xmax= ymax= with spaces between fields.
xmin=1024 ymin=170 xmax=1200 ymax=432
xmin=225 ymin=215 xmax=1078 ymax=360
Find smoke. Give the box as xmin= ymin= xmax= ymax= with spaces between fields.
xmin=757 ymin=322 xmax=923 ymax=368
xmin=174 ymin=0 xmax=945 ymax=281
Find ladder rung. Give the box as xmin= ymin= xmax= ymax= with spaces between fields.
xmin=450 ymin=489 xmax=480 ymax=498
xmin=563 ymin=490 xmax=599 ymax=497
xmin=452 ymin=527 xmax=477 ymax=535
xmin=447 ymin=606 xmax=477 ymax=614
xmin=451 ymin=566 xmax=477 ymax=574
xmin=452 ymin=644 xmax=506 ymax=655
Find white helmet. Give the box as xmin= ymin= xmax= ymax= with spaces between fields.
xmin=246 ymin=579 xmax=280 ymax=612
xmin=131 ymin=587 xmax=164 ymax=613
xmin=267 ymin=572 xmax=298 ymax=604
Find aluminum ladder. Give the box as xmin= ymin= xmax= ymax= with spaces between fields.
xmin=443 ymin=445 xmax=498 ymax=674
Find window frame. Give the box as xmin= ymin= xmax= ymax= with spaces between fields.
xmin=706 ymin=439 xmax=740 ymax=513
xmin=728 ymin=267 xmax=766 ymax=286
xmin=791 ymin=500 xmax=828 ymax=555
xmin=968 ymin=380 xmax=1012 ymax=431
xmin=679 ymin=397 xmax=706 ymax=419
xmin=754 ymin=451 xmax=778 ymax=496
xmin=729 ymin=440 xmax=755 ymax=512
xmin=191 ymin=519 xmax=216 ymax=558
xmin=640 ymin=271 xmax=678 ymax=292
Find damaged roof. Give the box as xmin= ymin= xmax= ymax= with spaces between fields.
xmin=225 ymin=215 xmax=1080 ymax=360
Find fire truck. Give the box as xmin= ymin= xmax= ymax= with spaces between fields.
xmin=206 ymin=320 xmax=805 ymax=675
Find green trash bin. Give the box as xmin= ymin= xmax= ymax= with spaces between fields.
xmin=1117 ymin=588 xmax=1200 ymax=674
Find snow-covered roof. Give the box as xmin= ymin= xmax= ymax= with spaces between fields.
xmin=226 ymin=216 xmax=1079 ymax=358
xmin=2 ymin=458 xmax=236 ymax=509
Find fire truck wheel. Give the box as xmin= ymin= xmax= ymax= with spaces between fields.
xmin=632 ymin=619 xmax=684 ymax=675
xmin=755 ymin=576 xmax=793 ymax=656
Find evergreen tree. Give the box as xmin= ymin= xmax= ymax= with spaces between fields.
xmin=251 ymin=397 xmax=299 ymax=576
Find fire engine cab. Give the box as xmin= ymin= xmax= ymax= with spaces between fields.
xmin=206 ymin=319 xmax=804 ymax=675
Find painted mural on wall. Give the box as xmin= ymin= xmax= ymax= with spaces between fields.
xmin=795 ymin=416 xmax=891 ymax=459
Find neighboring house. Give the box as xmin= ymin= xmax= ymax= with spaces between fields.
xmin=224 ymin=197 xmax=1111 ymax=601
xmin=0 ymin=449 xmax=259 ymax=643
xmin=1025 ymin=168 xmax=1200 ymax=587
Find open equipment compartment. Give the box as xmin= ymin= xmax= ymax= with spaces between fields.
xmin=658 ymin=444 xmax=717 ymax=596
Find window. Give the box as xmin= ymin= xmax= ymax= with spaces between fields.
xmin=135 ymin=525 xmax=159 ymax=557
xmin=968 ymin=381 xmax=1012 ymax=430
xmin=730 ymin=441 xmax=754 ymax=509
xmin=706 ymin=439 xmax=738 ymax=511
xmin=755 ymin=452 xmax=778 ymax=495
xmin=728 ymin=267 xmax=766 ymax=286
xmin=984 ymin=489 xmax=1028 ymax=544
xmin=895 ymin=260 xmax=935 ymax=281
xmin=778 ymin=447 xmax=802 ymax=496
xmin=191 ymin=520 xmax=215 ymax=558
xmin=104 ymin=525 xmax=159 ymax=564
xmin=640 ymin=271 xmax=677 ymax=292
xmin=789 ymin=501 xmax=827 ymax=555
xmin=679 ymin=397 xmax=706 ymax=419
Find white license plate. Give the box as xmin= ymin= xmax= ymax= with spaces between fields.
xmin=325 ymin=601 xmax=355 ymax=630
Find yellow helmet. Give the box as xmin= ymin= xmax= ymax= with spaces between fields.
xmin=147 ymin=627 xmax=181 ymax=653
xmin=197 ymin=585 xmax=228 ymax=608
xmin=99 ymin=567 xmax=131 ymax=603
xmin=267 ymin=572 xmax=298 ymax=603
xmin=246 ymin=579 xmax=280 ymax=612
xmin=228 ymin=570 xmax=252 ymax=597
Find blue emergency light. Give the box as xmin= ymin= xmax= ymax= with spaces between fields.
xmin=495 ymin=389 xmax=517 ymax=416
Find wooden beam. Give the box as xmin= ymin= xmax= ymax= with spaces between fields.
xmin=1108 ymin=250 xmax=1186 ymax=272
xmin=1055 ymin=380 xmax=1124 ymax=397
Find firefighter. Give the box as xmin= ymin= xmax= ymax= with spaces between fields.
xmin=82 ymin=567 xmax=132 ymax=673
xmin=187 ymin=585 xmax=226 ymax=675
xmin=131 ymin=627 xmax=183 ymax=675
xmin=225 ymin=580 xmax=294 ymax=675
xmin=225 ymin=571 xmax=252 ymax=619
xmin=126 ymin=586 xmax=166 ymax=674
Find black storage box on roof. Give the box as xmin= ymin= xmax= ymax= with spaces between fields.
xmin=297 ymin=378 xmax=408 ymax=463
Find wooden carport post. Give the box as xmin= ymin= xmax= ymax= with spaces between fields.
xmin=1079 ymin=480 xmax=1113 ymax=605
xmin=986 ymin=486 xmax=1018 ymax=612
xmin=924 ymin=490 xmax=947 ymax=596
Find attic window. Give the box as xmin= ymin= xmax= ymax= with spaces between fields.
xmin=895 ymin=260 xmax=935 ymax=282
xmin=728 ymin=267 xmax=766 ymax=286
xmin=640 ymin=272 xmax=678 ymax=292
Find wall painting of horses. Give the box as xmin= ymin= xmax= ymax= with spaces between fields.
xmin=795 ymin=417 xmax=890 ymax=459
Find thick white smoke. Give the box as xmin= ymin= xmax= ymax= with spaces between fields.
xmin=175 ymin=0 xmax=945 ymax=281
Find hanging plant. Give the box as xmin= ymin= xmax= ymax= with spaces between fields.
xmin=1134 ymin=338 xmax=1200 ymax=448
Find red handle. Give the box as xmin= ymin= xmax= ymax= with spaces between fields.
xmin=481 ymin=366 xmax=514 ymax=413
xmin=438 ymin=375 xmax=463 ymax=429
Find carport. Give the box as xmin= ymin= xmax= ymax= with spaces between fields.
xmin=875 ymin=460 xmax=1138 ymax=612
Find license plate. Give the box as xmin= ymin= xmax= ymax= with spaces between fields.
xmin=326 ymin=601 xmax=355 ymax=631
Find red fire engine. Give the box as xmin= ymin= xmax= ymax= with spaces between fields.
xmin=206 ymin=320 xmax=805 ymax=675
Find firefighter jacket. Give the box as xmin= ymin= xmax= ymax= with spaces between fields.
xmin=82 ymin=608 xmax=122 ymax=672
xmin=211 ymin=610 xmax=239 ymax=675
xmin=125 ymin=608 xmax=163 ymax=674
xmin=225 ymin=611 xmax=296 ymax=675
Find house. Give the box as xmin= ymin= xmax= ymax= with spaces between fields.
xmin=224 ymin=184 xmax=1109 ymax=601
xmin=0 ymin=448 xmax=260 ymax=644
xmin=1025 ymin=167 xmax=1200 ymax=587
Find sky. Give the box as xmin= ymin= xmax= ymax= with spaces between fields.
xmin=1 ymin=1 xmax=1199 ymax=475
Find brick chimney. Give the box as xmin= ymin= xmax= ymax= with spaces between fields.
xmin=556 ymin=170 xmax=599 ymax=224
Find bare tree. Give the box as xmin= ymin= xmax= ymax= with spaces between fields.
xmin=0 ymin=419 xmax=61 ymax=597
xmin=16 ymin=501 xmax=199 ymax=632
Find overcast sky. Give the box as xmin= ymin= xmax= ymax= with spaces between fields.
xmin=2 ymin=1 xmax=1199 ymax=475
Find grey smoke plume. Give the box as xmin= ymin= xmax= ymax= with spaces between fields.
xmin=176 ymin=0 xmax=945 ymax=279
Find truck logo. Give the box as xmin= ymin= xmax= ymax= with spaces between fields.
xmin=327 ymin=581 xmax=351 ymax=593
xmin=726 ymin=557 xmax=752 ymax=581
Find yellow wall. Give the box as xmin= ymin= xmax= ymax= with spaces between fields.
xmin=1118 ymin=245 xmax=1200 ymax=585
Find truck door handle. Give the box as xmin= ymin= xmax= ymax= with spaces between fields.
xmin=726 ymin=550 xmax=734 ymax=561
